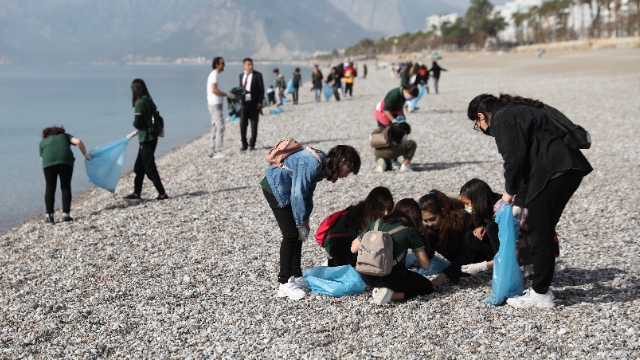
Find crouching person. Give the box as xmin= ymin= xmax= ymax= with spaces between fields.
xmin=353 ymin=198 xmax=434 ymax=305
xmin=374 ymin=122 xmax=416 ymax=173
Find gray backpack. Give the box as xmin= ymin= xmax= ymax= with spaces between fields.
xmin=356 ymin=220 xmax=407 ymax=276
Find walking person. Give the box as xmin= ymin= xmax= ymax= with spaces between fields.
xmin=291 ymin=68 xmax=301 ymax=105
xmin=239 ymin=58 xmax=265 ymax=151
xmin=467 ymin=93 xmax=593 ymax=309
xmin=430 ymin=61 xmax=447 ymax=94
xmin=326 ymin=67 xmax=341 ymax=101
xmin=311 ymin=65 xmax=324 ymax=102
xmin=261 ymin=145 xmax=361 ymax=300
xmin=124 ymin=79 xmax=168 ymax=202
xmin=343 ymin=62 xmax=356 ymax=97
xmin=273 ymin=68 xmax=286 ymax=106
xmin=363 ymin=64 xmax=368 ymax=79
xmin=207 ymin=56 xmax=236 ymax=159
xmin=39 ymin=126 xmax=91 ymax=223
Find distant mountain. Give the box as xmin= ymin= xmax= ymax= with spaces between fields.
xmin=0 ymin=0 xmax=463 ymax=64
xmin=0 ymin=0 xmax=381 ymax=63
xmin=327 ymin=0 xmax=463 ymax=35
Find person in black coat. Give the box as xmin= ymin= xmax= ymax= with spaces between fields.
xmin=429 ymin=61 xmax=446 ymax=94
xmin=467 ymin=93 xmax=593 ymax=309
xmin=239 ymin=58 xmax=265 ymax=151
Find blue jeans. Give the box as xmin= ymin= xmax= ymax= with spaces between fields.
xmin=314 ymin=88 xmax=321 ymax=102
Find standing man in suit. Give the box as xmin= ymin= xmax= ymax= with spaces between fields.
xmin=239 ymin=58 xmax=264 ymax=151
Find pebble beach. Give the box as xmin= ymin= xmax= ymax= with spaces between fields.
xmin=2 ymin=48 xmax=640 ymax=359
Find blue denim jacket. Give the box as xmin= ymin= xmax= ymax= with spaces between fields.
xmin=265 ymin=149 xmax=327 ymax=228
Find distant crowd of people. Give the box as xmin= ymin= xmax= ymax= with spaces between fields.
xmin=39 ymin=54 xmax=592 ymax=312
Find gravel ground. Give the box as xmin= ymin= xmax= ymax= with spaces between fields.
xmin=2 ymin=48 xmax=640 ymax=359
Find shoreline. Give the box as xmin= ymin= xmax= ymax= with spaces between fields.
xmin=2 ymin=49 xmax=639 ymax=358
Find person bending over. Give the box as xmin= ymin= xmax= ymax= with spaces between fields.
xmin=374 ymin=85 xmax=418 ymax=127
xmin=467 ymin=93 xmax=592 ymax=309
xmin=261 ymin=145 xmax=361 ymax=300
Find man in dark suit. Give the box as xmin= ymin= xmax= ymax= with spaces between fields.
xmin=239 ymin=58 xmax=265 ymax=151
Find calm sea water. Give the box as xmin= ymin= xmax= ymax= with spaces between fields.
xmin=0 ymin=64 xmax=310 ymax=233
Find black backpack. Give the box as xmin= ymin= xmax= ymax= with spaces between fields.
xmin=542 ymin=105 xmax=590 ymax=150
xmin=142 ymin=97 xmax=164 ymax=138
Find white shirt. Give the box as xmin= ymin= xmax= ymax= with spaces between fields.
xmin=207 ymin=69 xmax=224 ymax=105
xmin=242 ymin=71 xmax=253 ymax=102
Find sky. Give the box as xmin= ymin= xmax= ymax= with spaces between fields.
xmin=449 ymin=0 xmax=511 ymax=9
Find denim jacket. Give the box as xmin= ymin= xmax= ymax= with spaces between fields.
xmin=265 ymin=149 xmax=327 ymax=228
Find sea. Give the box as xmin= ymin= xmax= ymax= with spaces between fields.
xmin=0 ymin=63 xmax=311 ymax=233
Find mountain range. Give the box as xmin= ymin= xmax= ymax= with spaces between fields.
xmin=0 ymin=0 xmax=462 ymax=64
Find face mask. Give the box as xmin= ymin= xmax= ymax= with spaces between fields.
xmin=465 ymin=207 xmax=473 ymax=214
xmin=404 ymin=96 xmax=413 ymax=101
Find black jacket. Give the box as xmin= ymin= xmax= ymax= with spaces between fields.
xmin=491 ymin=104 xmax=593 ymax=204
xmin=426 ymin=212 xmax=475 ymax=283
xmin=238 ymin=71 xmax=265 ymax=105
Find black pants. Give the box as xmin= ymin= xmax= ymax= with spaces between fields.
xmin=327 ymin=240 xmax=357 ymax=267
xmin=134 ymin=139 xmax=165 ymax=195
xmin=43 ymin=164 xmax=73 ymax=214
xmin=360 ymin=264 xmax=434 ymax=300
xmin=465 ymin=220 xmax=500 ymax=262
xmin=240 ymin=102 xmax=260 ymax=148
xmin=292 ymin=89 xmax=299 ymax=104
xmin=333 ymin=86 xmax=340 ymax=101
xmin=527 ymin=170 xmax=583 ymax=294
xmin=345 ymin=83 xmax=353 ymax=96
xmin=263 ymin=189 xmax=303 ymax=284
xmin=434 ymin=77 xmax=440 ymax=93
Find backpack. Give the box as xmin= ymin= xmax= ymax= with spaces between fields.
xmin=266 ymin=138 xmax=323 ymax=171
xmin=370 ymin=126 xmax=392 ymax=148
xmin=315 ymin=209 xmax=350 ymax=247
xmin=141 ymin=97 xmax=164 ymax=138
xmin=542 ymin=104 xmax=591 ymax=149
xmin=356 ymin=220 xmax=407 ymax=276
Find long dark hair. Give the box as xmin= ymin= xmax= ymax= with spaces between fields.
xmin=418 ymin=190 xmax=465 ymax=254
xmin=325 ymin=145 xmax=361 ymax=183
xmin=212 ymin=57 xmax=223 ymax=69
xmin=467 ymin=93 xmax=544 ymax=121
xmin=344 ymin=187 xmax=394 ymax=233
xmin=402 ymin=62 xmax=413 ymax=78
xmin=131 ymin=78 xmax=151 ymax=107
xmin=383 ymin=198 xmax=429 ymax=253
xmin=460 ymin=179 xmax=499 ymax=228
xmin=42 ymin=126 xmax=66 ymax=139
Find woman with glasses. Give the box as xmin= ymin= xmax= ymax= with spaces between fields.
xmin=466 ymin=93 xmax=592 ymax=309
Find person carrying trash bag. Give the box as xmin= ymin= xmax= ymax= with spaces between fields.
xmin=352 ymin=199 xmax=435 ymax=305
xmin=467 ymin=93 xmax=593 ymax=309
xmin=39 ymin=126 xmax=91 ymax=223
xmin=261 ymin=140 xmax=361 ymax=300
xmin=326 ymin=67 xmax=341 ymax=101
xmin=123 ymin=79 xmax=168 ymax=202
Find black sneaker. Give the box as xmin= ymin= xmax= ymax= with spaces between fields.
xmin=249 ymin=146 xmax=256 ymax=151
xmin=240 ymin=146 xmax=248 ymax=151
xmin=45 ymin=214 xmax=54 ymax=224
xmin=123 ymin=193 xmax=142 ymax=202
xmin=156 ymin=194 xmax=169 ymax=201
xmin=62 ymin=215 xmax=74 ymax=222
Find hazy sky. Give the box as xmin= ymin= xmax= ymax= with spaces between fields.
xmin=449 ymin=0 xmax=511 ymax=9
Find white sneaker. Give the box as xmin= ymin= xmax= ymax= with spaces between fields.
xmin=322 ymin=259 xmax=329 ymax=266
xmin=211 ymin=152 xmax=226 ymax=159
xmin=506 ymin=287 xmax=555 ymax=309
xmin=375 ymin=158 xmax=387 ymax=173
xmin=294 ymin=276 xmax=308 ymax=290
xmin=277 ymin=276 xmax=306 ymax=300
xmin=371 ymin=287 xmax=394 ymax=305
xmin=399 ymin=163 xmax=414 ymax=172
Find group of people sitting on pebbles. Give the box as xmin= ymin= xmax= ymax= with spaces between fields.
xmin=261 ymin=92 xmax=592 ymax=310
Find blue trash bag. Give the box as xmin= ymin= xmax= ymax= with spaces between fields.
xmin=408 ymin=85 xmax=426 ymax=111
xmin=404 ymin=253 xmax=450 ymax=276
xmin=229 ymin=114 xmax=239 ymax=122
xmin=84 ymin=138 xmax=129 ymax=193
xmin=484 ymin=202 xmax=525 ymax=305
xmin=284 ymin=79 xmax=295 ymax=95
xmin=396 ymin=115 xmax=405 ymax=123
xmin=282 ymin=97 xmax=290 ymax=103
xmin=269 ymin=107 xmax=284 ymax=115
xmin=323 ymin=84 xmax=333 ymax=100
xmin=303 ymin=265 xmax=366 ymax=297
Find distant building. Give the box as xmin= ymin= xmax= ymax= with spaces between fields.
xmin=426 ymin=13 xmax=461 ymax=36
xmin=493 ymin=0 xmax=541 ymax=43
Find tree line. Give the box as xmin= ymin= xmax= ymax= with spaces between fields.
xmin=344 ymin=0 xmax=640 ymax=56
